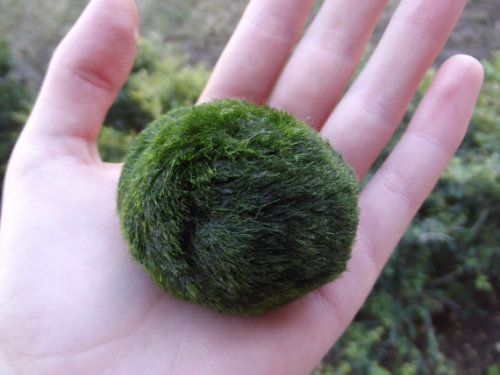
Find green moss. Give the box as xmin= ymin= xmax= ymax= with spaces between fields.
xmin=117 ymin=99 xmax=359 ymax=315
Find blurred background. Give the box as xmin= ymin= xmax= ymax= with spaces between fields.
xmin=0 ymin=0 xmax=499 ymax=373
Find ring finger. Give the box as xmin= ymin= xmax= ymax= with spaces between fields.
xmin=320 ymin=0 xmax=467 ymax=179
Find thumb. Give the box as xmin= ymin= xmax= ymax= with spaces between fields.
xmin=17 ymin=0 xmax=138 ymax=161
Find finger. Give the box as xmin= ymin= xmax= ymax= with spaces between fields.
xmin=198 ymin=0 xmax=314 ymax=104
xmin=20 ymin=0 xmax=138 ymax=155
xmin=319 ymin=55 xmax=483 ymax=332
xmin=321 ymin=0 xmax=467 ymax=179
xmin=269 ymin=0 xmax=388 ymax=129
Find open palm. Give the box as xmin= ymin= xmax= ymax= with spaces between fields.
xmin=0 ymin=0 xmax=483 ymax=374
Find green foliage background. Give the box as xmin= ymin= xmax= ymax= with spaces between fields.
xmin=1 ymin=17 xmax=499 ymax=375
xmin=313 ymin=53 xmax=500 ymax=375
xmin=98 ymin=35 xmax=210 ymax=161
xmin=0 ymin=38 xmax=31 ymax=195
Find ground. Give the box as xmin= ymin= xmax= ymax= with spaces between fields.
xmin=2 ymin=0 xmax=500 ymax=85
xmin=435 ymin=282 xmax=500 ymax=374
xmin=376 ymin=0 xmax=500 ymax=65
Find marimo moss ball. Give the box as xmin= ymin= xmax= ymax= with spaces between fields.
xmin=117 ymin=99 xmax=359 ymax=316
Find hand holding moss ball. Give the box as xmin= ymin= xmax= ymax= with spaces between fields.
xmin=117 ymin=99 xmax=359 ymax=316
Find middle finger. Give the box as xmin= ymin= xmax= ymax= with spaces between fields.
xmin=270 ymin=0 xmax=389 ymax=129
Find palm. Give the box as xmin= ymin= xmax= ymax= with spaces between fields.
xmin=0 ymin=0 xmax=483 ymax=374
xmin=1 ymin=159 xmax=337 ymax=374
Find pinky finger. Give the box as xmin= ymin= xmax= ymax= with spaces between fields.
xmin=357 ymin=54 xmax=484 ymax=275
xmin=317 ymin=55 xmax=483 ymax=333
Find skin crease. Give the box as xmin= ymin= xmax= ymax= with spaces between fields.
xmin=0 ymin=0 xmax=483 ymax=374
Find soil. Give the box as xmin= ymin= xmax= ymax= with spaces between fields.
xmin=374 ymin=0 xmax=500 ymax=65
xmin=5 ymin=0 xmax=500 ymax=85
xmin=175 ymin=0 xmax=500 ymax=68
xmin=444 ymin=0 xmax=500 ymax=63
xmin=434 ymin=291 xmax=500 ymax=374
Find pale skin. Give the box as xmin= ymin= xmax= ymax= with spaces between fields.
xmin=0 ymin=0 xmax=484 ymax=373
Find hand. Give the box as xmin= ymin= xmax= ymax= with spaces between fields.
xmin=0 ymin=0 xmax=483 ymax=374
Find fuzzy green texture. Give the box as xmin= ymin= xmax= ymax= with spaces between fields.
xmin=117 ymin=99 xmax=359 ymax=316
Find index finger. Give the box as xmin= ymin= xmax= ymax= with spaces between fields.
xmin=198 ymin=0 xmax=314 ymax=104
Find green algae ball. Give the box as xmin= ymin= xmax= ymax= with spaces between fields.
xmin=117 ymin=99 xmax=359 ymax=316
